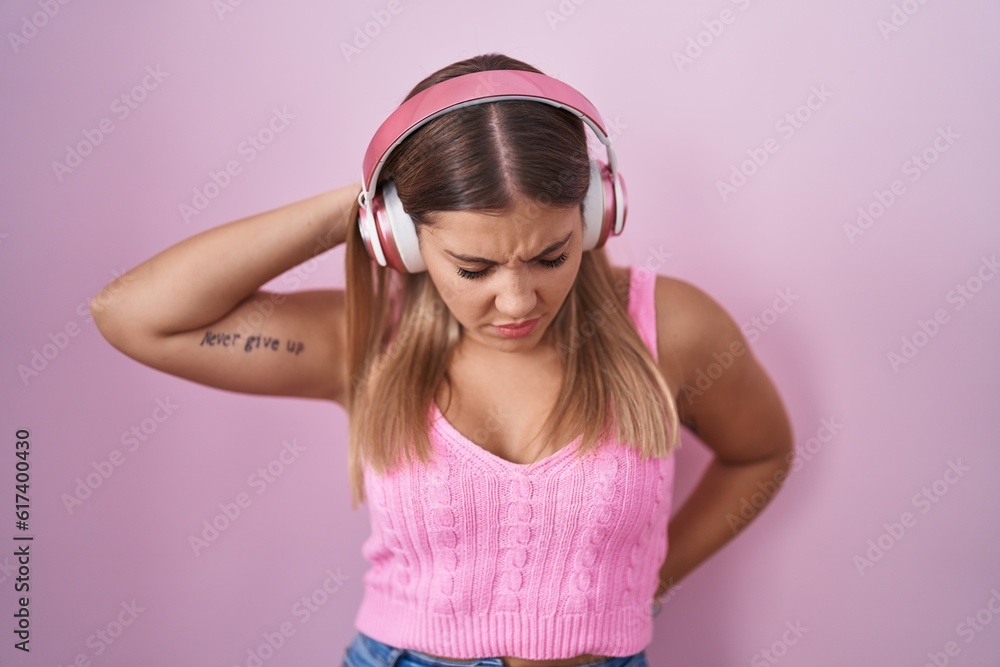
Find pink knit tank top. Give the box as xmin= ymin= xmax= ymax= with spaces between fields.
xmin=354 ymin=265 xmax=676 ymax=658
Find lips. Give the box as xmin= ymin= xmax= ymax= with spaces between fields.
xmin=493 ymin=318 xmax=540 ymax=338
xmin=495 ymin=319 xmax=538 ymax=329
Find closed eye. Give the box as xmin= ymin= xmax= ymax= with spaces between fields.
xmin=456 ymin=253 xmax=569 ymax=281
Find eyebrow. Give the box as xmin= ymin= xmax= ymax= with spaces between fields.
xmin=444 ymin=232 xmax=573 ymax=265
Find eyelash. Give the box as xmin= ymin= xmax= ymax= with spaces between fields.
xmin=456 ymin=253 xmax=569 ymax=281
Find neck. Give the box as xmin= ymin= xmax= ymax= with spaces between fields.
xmin=456 ymin=334 xmax=559 ymax=364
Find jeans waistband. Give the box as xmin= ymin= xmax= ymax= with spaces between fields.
xmin=349 ymin=631 xmax=646 ymax=667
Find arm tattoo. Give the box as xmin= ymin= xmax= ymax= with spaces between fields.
xmin=199 ymin=329 xmax=305 ymax=355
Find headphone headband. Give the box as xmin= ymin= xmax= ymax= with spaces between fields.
xmin=358 ymin=69 xmax=618 ymax=208
xmin=355 ymin=67 xmax=628 ymax=272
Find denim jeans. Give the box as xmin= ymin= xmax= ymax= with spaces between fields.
xmin=341 ymin=631 xmax=649 ymax=667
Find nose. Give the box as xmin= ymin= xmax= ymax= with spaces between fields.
xmin=493 ymin=268 xmax=539 ymax=320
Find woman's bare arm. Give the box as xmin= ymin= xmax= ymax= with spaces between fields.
xmin=653 ymin=275 xmax=794 ymax=594
xmin=90 ymin=181 xmax=362 ymax=404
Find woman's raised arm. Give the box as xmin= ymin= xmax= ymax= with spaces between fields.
xmin=90 ymin=181 xmax=362 ymax=404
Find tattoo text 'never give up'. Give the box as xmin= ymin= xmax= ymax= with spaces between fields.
xmin=199 ymin=329 xmax=304 ymax=355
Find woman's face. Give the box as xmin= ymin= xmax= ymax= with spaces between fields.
xmin=417 ymin=194 xmax=585 ymax=356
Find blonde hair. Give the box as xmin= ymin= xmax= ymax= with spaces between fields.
xmin=343 ymin=54 xmax=681 ymax=508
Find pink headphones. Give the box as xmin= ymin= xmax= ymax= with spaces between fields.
xmin=356 ymin=69 xmax=628 ymax=274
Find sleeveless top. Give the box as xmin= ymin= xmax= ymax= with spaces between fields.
xmin=353 ymin=265 xmax=676 ymax=658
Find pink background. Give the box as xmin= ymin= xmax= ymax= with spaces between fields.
xmin=2 ymin=1 xmax=999 ymax=665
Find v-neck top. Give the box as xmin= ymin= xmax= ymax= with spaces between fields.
xmin=354 ymin=265 xmax=676 ymax=659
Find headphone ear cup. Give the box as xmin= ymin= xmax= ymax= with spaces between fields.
xmin=373 ymin=181 xmax=427 ymax=274
xmin=581 ymin=159 xmax=622 ymax=251
xmin=357 ymin=193 xmax=387 ymax=269
xmin=581 ymin=160 xmax=604 ymax=252
xmin=614 ymin=168 xmax=628 ymax=237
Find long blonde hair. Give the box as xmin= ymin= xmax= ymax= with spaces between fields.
xmin=344 ymin=53 xmax=681 ymax=508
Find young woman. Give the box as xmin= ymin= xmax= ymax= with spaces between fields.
xmin=92 ymin=53 xmax=793 ymax=667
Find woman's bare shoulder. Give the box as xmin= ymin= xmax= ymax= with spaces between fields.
xmin=603 ymin=265 xmax=730 ymax=355
xmin=652 ymin=274 xmax=748 ymax=393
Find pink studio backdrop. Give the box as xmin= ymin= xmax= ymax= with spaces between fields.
xmin=2 ymin=1 xmax=999 ymax=665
